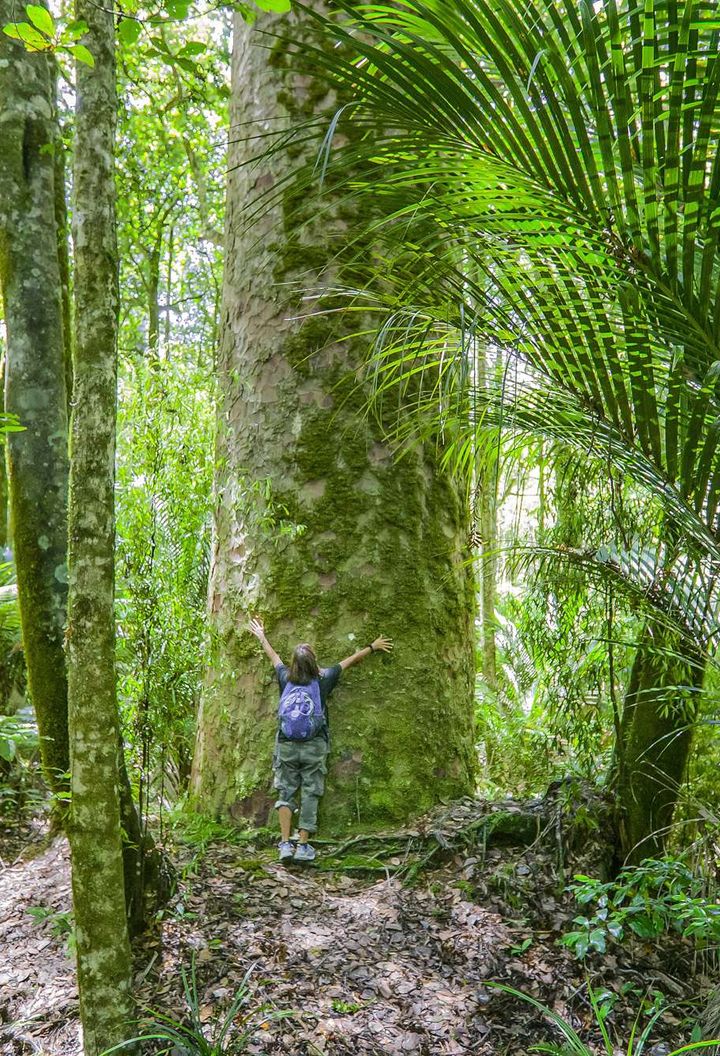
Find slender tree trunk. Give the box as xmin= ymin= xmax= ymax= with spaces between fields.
xmin=54 ymin=117 xmax=74 ymax=413
xmin=191 ymin=7 xmax=477 ymax=833
xmin=614 ymin=625 xmax=703 ymax=863
xmin=118 ymin=736 xmax=170 ymax=937
xmin=0 ymin=7 xmax=70 ymax=792
xmin=164 ymin=224 xmax=174 ymax=348
xmin=66 ymin=6 xmax=134 ymax=1050
xmin=554 ymin=448 xmax=581 ymax=547
xmin=537 ymin=441 xmax=546 ymax=539
xmin=147 ymin=236 xmax=161 ymax=354
xmin=476 ymin=345 xmax=498 ymax=694
xmin=0 ymin=356 xmax=8 ymax=552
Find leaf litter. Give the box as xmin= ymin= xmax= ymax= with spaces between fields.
xmin=0 ymin=793 xmax=709 ymax=1055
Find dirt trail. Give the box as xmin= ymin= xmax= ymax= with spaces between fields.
xmin=160 ymin=844 xmax=514 ymax=1055
xmin=0 ymin=833 xmax=521 ymax=1055
xmin=0 ymin=824 xmax=699 ymax=1056
xmin=0 ymin=839 xmax=79 ymax=1055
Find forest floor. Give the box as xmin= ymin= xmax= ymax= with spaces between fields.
xmin=0 ymin=794 xmax=712 ymax=1056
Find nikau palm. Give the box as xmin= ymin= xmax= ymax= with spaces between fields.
xmin=271 ymin=0 xmax=720 ymax=859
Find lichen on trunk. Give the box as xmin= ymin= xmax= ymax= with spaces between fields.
xmin=66 ymin=3 xmax=134 ymax=1050
xmin=191 ymin=5 xmax=477 ymax=834
xmin=0 ymin=5 xmax=70 ymax=791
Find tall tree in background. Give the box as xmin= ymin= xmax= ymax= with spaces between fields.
xmin=191 ymin=5 xmax=477 ymax=833
xmin=0 ymin=2 xmax=70 ymax=795
xmin=65 ymin=5 xmax=134 ymax=1048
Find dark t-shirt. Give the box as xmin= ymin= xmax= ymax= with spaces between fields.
xmin=275 ymin=663 xmax=342 ymax=742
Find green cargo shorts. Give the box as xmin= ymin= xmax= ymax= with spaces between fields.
xmin=273 ymin=736 xmax=329 ymax=834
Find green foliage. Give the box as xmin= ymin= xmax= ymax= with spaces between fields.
xmin=331 ymin=999 xmax=362 ymax=1014
xmin=26 ymin=905 xmax=76 ymax=956
xmin=115 ymin=2 xmax=227 ymax=354
xmin=26 ymin=903 xmax=72 ymax=931
xmin=117 ymin=19 xmax=141 ymax=46
xmin=0 ymin=712 xmax=36 ymax=764
xmin=0 ymin=710 xmax=41 ymax=816
xmin=113 ymin=0 xmax=226 ymax=814
xmin=3 ymin=14 xmax=52 ymax=50
xmin=253 ymin=0 xmax=292 ymax=12
xmin=475 ymin=446 xmax=651 ymax=794
xmin=116 ymin=353 xmax=214 ymax=803
xmin=490 ymin=982 xmax=720 ymax=1055
xmin=70 ymin=43 xmax=94 ymax=67
xmin=562 ymin=860 xmax=720 ymax=959
xmin=24 ymin=5 xmax=52 ymax=37
xmin=0 ymin=560 xmax=35 ymax=813
xmin=3 ymin=5 xmax=94 ymax=64
xmin=236 ymin=477 xmax=307 ymax=545
xmin=169 ymin=808 xmax=273 ymax=852
xmin=100 ymin=959 xmax=292 ymax=1055
xmin=170 ymin=810 xmax=241 ymax=851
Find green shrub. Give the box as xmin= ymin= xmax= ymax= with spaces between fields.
xmin=562 ymin=859 xmax=720 ymax=958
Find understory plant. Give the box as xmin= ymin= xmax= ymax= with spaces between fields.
xmin=562 ymin=860 xmax=720 ymax=958
xmin=490 ymin=983 xmax=720 ymax=1055
xmin=0 ymin=711 xmax=41 ymax=816
xmin=116 ymin=353 xmax=214 ymax=811
xmin=0 ymin=711 xmax=37 ymax=767
xmin=101 ymin=959 xmax=292 ymax=1055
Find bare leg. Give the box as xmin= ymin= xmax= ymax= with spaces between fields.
xmin=278 ymin=805 xmax=292 ymax=842
xmin=299 ymin=828 xmax=309 ymax=844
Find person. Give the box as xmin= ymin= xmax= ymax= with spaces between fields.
xmin=249 ymin=617 xmax=393 ymax=863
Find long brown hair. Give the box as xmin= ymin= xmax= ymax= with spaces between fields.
xmin=288 ymin=643 xmax=320 ymax=685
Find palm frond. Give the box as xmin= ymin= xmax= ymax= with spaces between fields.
xmin=256 ymin=0 xmax=720 ymax=557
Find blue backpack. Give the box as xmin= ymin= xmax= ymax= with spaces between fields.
xmin=278 ymin=679 xmax=324 ymax=741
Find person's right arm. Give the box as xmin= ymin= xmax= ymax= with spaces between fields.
xmin=249 ymin=617 xmax=283 ymax=668
xmin=339 ymin=635 xmax=393 ymax=671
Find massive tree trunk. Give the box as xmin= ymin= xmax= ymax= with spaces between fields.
xmin=191 ymin=7 xmax=477 ymax=834
xmin=66 ymin=6 xmax=134 ymax=1050
xmin=0 ymin=7 xmax=70 ymax=791
xmin=614 ymin=624 xmax=703 ymax=864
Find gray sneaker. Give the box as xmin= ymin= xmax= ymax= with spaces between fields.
xmin=278 ymin=840 xmax=295 ymax=863
xmin=294 ymin=842 xmax=316 ymax=863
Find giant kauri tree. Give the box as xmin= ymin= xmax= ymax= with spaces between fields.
xmin=191 ymin=5 xmax=477 ymax=833
xmin=271 ymin=0 xmax=720 ymax=860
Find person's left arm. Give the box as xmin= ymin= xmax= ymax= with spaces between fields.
xmin=339 ymin=635 xmax=393 ymax=671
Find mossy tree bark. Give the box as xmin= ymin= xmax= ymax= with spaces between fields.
xmin=614 ymin=625 xmax=703 ymax=864
xmin=66 ymin=6 xmax=134 ymax=1050
xmin=191 ymin=6 xmax=477 ymax=834
xmin=0 ymin=6 xmax=70 ymax=792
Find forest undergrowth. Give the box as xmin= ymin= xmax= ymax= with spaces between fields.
xmin=0 ymin=789 xmax=713 ymax=1056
